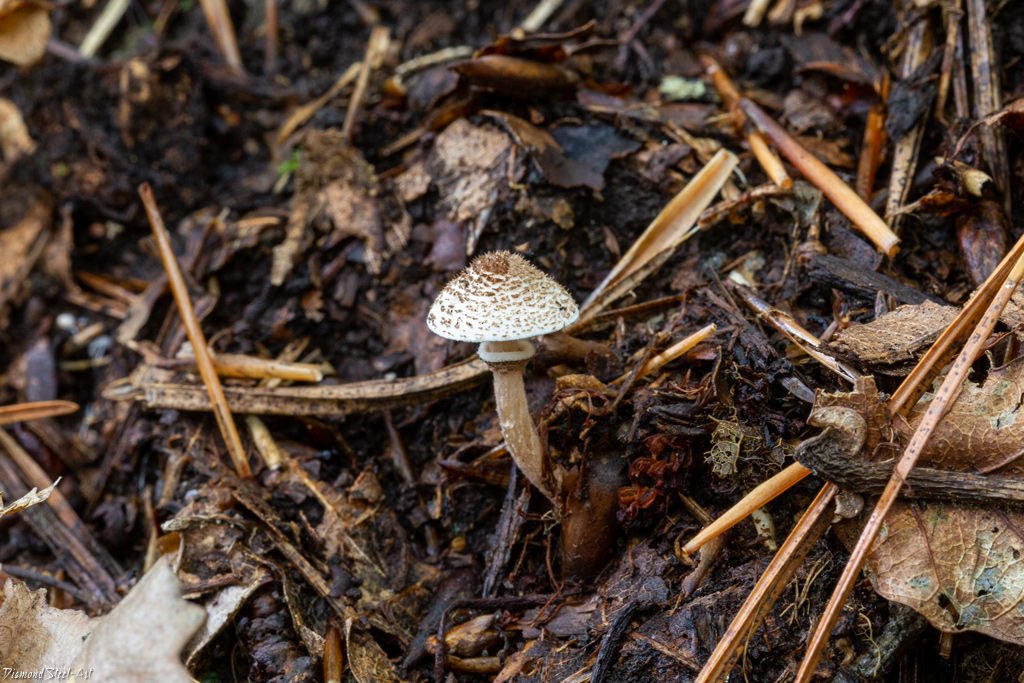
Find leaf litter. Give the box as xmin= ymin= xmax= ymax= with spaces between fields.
xmin=4 ymin=1 xmax=1024 ymax=682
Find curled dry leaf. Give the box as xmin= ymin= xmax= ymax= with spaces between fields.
xmin=346 ymin=618 xmax=411 ymax=683
xmin=0 ymin=557 xmax=205 ymax=681
xmin=0 ymin=479 xmax=57 ymax=519
xmin=0 ymin=98 xmax=35 ymax=163
xmin=0 ymin=0 xmax=50 ymax=67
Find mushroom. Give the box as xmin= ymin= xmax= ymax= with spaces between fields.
xmin=427 ymin=251 xmax=579 ymax=503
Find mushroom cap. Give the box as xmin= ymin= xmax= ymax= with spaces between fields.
xmin=427 ymin=251 xmax=579 ymax=342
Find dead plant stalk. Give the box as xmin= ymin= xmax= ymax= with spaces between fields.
xmin=342 ymin=26 xmax=390 ymax=141
xmin=701 ymin=56 xmax=791 ymax=189
xmin=739 ymin=98 xmax=900 ymax=257
xmin=197 ymin=0 xmax=244 ymax=74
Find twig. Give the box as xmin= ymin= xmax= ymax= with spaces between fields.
xmin=855 ymin=79 xmax=887 ymax=202
xmin=798 ymin=430 xmax=1024 ymax=506
xmin=198 ymin=0 xmax=245 ymax=75
xmin=794 ymin=242 xmax=1024 ymax=683
xmin=342 ymin=26 xmax=390 ymax=141
xmin=139 ymin=183 xmax=252 ymax=478
xmin=0 ymin=429 xmax=121 ymax=607
xmin=0 ymin=401 xmax=78 ymax=426
xmin=0 ymin=564 xmax=94 ymax=605
xmin=682 ymin=462 xmax=810 ymax=556
xmin=78 ymin=0 xmax=131 ymax=57
xmin=678 ymin=496 xmax=729 ymax=596
xmin=395 ymin=45 xmax=473 ymax=78
xmin=612 ymin=324 xmax=717 ymax=386
xmin=47 ymin=38 xmax=97 ymax=65
xmin=113 ymin=356 xmax=490 ymax=416
xmin=701 ymin=56 xmax=791 ymax=189
xmin=615 ymin=0 xmax=669 ymax=72
xmin=694 ymin=484 xmax=837 ymax=683
xmin=739 ymin=98 xmax=900 ymax=257
xmin=277 ymin=62 xmax=361 ymax=144
xmin=888 ymin=230 xmax=1024 ymax=416
xmin=731 ymin=284 xmax=861 ymax=383
xmin=163 ymin=352 xmax=325 ymax=382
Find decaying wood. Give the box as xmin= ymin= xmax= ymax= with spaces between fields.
xmin=805 ymin=253 xmax=941 ymax=306
xmin=884 ymin=18 xmax=931 ymax=235
xmin=796 ymin=426 xmax=1024 ymax=507
xmin=966 ymin=0 xmax=1009 ymax=209
xmin=0 ymin=429 xmax=121 ymax=608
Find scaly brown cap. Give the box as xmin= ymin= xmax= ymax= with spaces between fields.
xmin=427 ymin=251 xmax=579 ymax=342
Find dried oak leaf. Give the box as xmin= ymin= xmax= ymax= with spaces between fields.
xmin=0 ymin=558 xmax=204 ymax=681
xmin=0 ymin=0 xmax=50 ymax=67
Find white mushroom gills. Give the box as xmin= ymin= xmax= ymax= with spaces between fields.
xmin=427 ymin=251 xmax=580 ymax=503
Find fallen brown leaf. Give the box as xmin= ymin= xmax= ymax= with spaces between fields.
xmin=0 ymin=557 xmax=205 ymax=681
xmin=0 ymin=97 xmax=35 ymax=163
xmin=837 ymin=502 xmax=1024 ymax=645
xmin=898 ymin=357 xmax=1024 ymax=476
xmin=0 ymin=0 xmax=50 ymax=67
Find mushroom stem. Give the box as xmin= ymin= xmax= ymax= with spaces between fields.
xmin=482 ymin=340 xmax=558 ymax=504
